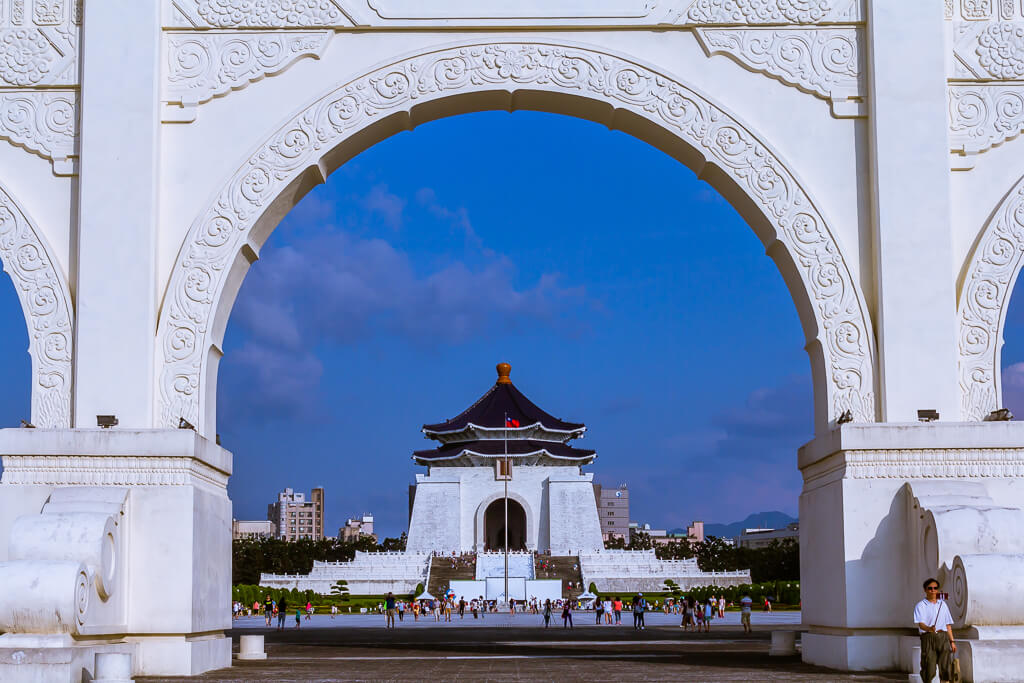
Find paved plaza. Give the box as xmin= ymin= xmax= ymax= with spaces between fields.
xmin=139 ymin=612 xmax=908 ymax=682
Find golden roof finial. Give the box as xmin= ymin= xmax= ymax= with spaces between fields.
xmin=496 ymin=362 xmax=511 ymax=384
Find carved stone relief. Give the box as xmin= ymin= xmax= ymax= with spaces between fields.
xmin=0 ymin=0 xmax=78 ymax=173
xmin=168 ymin=0 xmax=355 ymax=28
xmin=954 ymin=21 xmax=1024 ymax=79
xmin=165 ymin=0 xmax=863 ymax=28
xmin=949 ymin=85 xmax=1024 ymax=156
xmin=957 ymin=174 xmax=1024 ymax=420
xmin=0 ymin=91 xmax=76 ymax=173
xmin=163 ymin=31 xmax=332 ymax=122
xmin=156 ymin=42 xmax=876 ymax=434
xmin=681 ymin=0 xmax=861 ymax=25
xmin=694 ymin=27 xmax=864 ymax=117
xmin=0 ymin=182 xmax=73 ymax=428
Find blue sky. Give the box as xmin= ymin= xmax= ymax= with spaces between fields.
xmin=2 ymin=110 xmax=1019 ymax=539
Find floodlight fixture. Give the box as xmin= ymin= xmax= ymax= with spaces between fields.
xmin=19 ymin=419 xmax=34 ymax=428
xmin=916 ymin=409 xmax=939 ymax=422
xmin=836 ymin=409 xmax=854 ymax=425
xmin=97 ymin=415 xmax=118 ymax=428
xmin=984 ymin=408 xmax=1014 ymax=422
xmin=178 ymin=417 xmax=195 ymax=431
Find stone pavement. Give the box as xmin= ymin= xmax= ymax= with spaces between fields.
xmin=140 ymin=612 xmax=909 ymax=682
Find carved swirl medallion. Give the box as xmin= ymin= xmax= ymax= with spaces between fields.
xmin=157 ymin=42 xmax=876 ymax=432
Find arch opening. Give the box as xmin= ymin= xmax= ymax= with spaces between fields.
xmin=484 ymin=498 xmax=527 ymax=552
xmin=157 ymin=41 xmax=876 ymax=438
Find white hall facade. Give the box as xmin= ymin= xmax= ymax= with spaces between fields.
xmin=405 ymin=363 xmax=605 ymax=555
xmin=0 ymin=1 xmax=1021 ymax=681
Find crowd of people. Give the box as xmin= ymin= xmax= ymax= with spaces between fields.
xmin=234 ymin=590 xmax=761 ymax=633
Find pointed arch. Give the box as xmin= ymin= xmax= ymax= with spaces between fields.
xmin=958 ymin=174 xmax=1024 ymax=420
xmin=0 ymin=183 xmax=73 ymax=427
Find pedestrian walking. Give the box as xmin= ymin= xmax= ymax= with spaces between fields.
xmin=562 ymin=599 xmax=573 ymax=628
xmin=914 ymin=578 xmax=956 ymax=683
xmin=704 ymin=598 xmax=714 ymax=632
xmin=294 ymin=607 xmax=301 ymax=629
xmin=263 ymin=595 xmax=273 ymax=627
xmin=543 ymin=599 xmax=552 ymax=627
xmin=331 ymin=604 xmax=338 ymax=619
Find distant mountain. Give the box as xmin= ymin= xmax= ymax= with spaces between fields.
xmin=669 ymin=511 xmax=797 ymax=540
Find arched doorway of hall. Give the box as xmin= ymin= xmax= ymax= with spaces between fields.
xmin=484 ymin=498 xmax=527 ymax=551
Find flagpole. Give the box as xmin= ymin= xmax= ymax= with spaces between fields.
xmin=504 ymin=411 xmax=509 ymax=608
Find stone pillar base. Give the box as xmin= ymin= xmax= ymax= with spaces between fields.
xmin=0 ymin=429 xmax=234 ymax=678
xmin=0 ymin=634 xmax=135 ymax=683
xmin=131 ymin=634 xmax=231 ymax=675
xmin=801 ymin=631 xmax=903 ymax=671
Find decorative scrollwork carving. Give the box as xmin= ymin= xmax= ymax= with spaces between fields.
xmin=684 ymin=0 xmax=859 ymax=24
xmin=0 ymin=90 xmax=76 ymax=173
xmin=170 ymin=0 xmax=352 ymax=28
xmin=0 ymin=183 xmax=73 ymax=428
xmin=694 ymin=27 xmax=863 ymax=116
xmin=164 ymin=31 xmax=332 ymax=112
xmin=949 ymin=85 xmax=1024 ymax=156
xmin=157 ymin=42 xmax=875 ymax=433
xmin=958 ymin=174 xmax=1024 ymax=420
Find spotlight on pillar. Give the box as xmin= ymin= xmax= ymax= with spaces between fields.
xmin=836 ymin=410 xmax=853 ymax=425
xmin=216 ymin=433 xmax=221 ymax=446
xmin=916 ymin=409 xmax=939 ymax=422
xmin=96 ymin=414 xmax=118 ymax=428
xmin=984 ymin=407 xmax=1014 ymax=422
xmin=19 ymin=419 xmax=34 ymax=428
xmin=178 ymin=417 xmax=195 ymax=431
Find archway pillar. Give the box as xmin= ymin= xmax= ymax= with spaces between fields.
xmin=0 ymin=428 xmax=232 ymax=678
xmin=798 ymin=422 xmax=1024 ymax=676
xmin=865 ymin=0 xmax=960 ymax=422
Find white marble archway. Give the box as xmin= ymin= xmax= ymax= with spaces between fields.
xmin=155 ymin=40 xmax=876 ymax=437
xmin=958 ymin=174 xmax=1024 ymax=420
xmin=0 ymin=182 xmax=73 ymax=428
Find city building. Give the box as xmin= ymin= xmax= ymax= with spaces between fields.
xmin=231 ymin=520 xmax=275 ymax=540
xmin=736 ymin=522 xmax=800 ymax=549
xmin=262 ymin=364 xmax=750 ymax=600
xmin=267 ymin=487 xmax=325 ymax=541
xmin=339 ymin=514 xmax=376 ymax=543
xmin=592 ymin=483 xmax=629 ymax=540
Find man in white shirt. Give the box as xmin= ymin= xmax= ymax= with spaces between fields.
xmin=913 ymin=578 xmax=956 ymax=683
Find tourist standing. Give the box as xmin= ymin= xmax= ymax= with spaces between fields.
xmin=277 ymin=596 xmax=288 ymax=631
xmin=543 ymin=599 xmax=552 ymax=627
xmin=385 ymin=592 xmax=396 ymax=629
xmin=458 ymin=597 xmax=465 ymax=619
xmin=632 ymin=593 xmax=646 ymax=630
xmin=331 ymin=604 xmax=338 ymax=620
xmin=718 ymin=595 xmax=725 ymax=619
xmin=613 ymin=596 xmax=622 ymax=625
xmin=740 ymin=593 xmax=752 ymax=633
xmin=470 ymin=598 xmax=478 ymax=619
xmin=595 ymin=597 xmax=604 ymax=624
xmin=305 ymin=601 xmax=312 ymax=621
xmin=562 ymin=599 xmax=573 ymax=628
xmin=704 ymin=598 xmax=714 ymax=632
xmin=682 ymin=597 xmax=692 ymax=630
xmin=263 ymin=595 xmax=273 ymax=627
xmin=603 ymin=598 xmax=613 ymax=624
xmin=295 ymin=607 xmax=301 ymax=629
xmin=914 ymin=578 xmax=955 ymax=683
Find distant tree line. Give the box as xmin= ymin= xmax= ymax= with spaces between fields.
xmin=604 ymin=533 xmax=799 ymax=582
xmin=233 ymin=532 xmax=407 ymax=585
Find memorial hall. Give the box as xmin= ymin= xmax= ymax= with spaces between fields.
xmin=261 ymin=364 xmax=750 ymax=602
